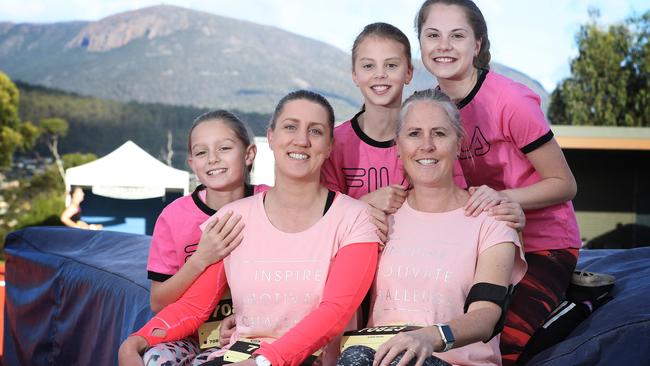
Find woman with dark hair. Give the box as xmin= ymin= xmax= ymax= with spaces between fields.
xmin=119 ymin=90 xmax=380 ymax=366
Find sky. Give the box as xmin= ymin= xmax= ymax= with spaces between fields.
xmin=1 ymin=0 xmax=649 ymax=92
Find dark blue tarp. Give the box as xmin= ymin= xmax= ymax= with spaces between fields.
xmin=3 ymin=227 xmax=154 ymax=366
xmin=3 ymin=227 xmax=650 ymax=365
xmin=528 ymin=247 xmax=650 ymax=365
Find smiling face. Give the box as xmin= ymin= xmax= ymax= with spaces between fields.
xmin=352 ymin=36 xmax=413 ymax=108
xmin=397 ymin=100 xmax=461 ymax=188
xmin=267 ymin=99 xmax=333 ymax=183
xmin=419 ymin=3 xmax=481 ymax=82
xmin=187 ymin=120 xmax=255 ymax=191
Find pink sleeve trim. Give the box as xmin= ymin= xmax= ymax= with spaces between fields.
xmin=133 ymin=261 xmax=228 ymax=346
xmin=255 ymin=242 xmax=378 ymax=366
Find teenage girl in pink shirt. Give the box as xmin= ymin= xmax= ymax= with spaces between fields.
xmin=414 ymin=1 xmax=581 ymax=364
xmin=119 ymin=90 xmax=380 ymax=366
xmin=144 ymin=110 xmax=268 ymax=365
xmin=321 ymin=22 xmax=413 ymax=220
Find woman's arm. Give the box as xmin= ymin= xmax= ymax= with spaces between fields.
xmin=150 ymin=212 xmax=243 ymax=312
xmin=120 ymin=260 xmax=228 ymax=361
xmin=374 ymin=242 xmax=517 ymax=366
xmin=60 ymin=205 xmax=80 ymax=228
xmin=255 ymin=242 xmax=379 ymax=366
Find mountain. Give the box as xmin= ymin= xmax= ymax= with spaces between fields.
xmin=0 ymin=5 xmax=548 ymax=116
xmin=0 ymin=5 xmax=360 ymax=117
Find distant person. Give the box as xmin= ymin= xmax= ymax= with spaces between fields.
xmin=144 ymin=110 xmax=269 ymax=365
xmin=338 ymin=89 xmax=526 ymax=366
xmin=414 ymin=1 xmax=581 ymax=363
xmin=60 ymin=186 xmax=102 ymax=230
xmin=118 ymin=90 xmax=380 ymax=366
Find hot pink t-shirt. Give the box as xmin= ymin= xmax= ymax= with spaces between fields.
xmin=202 ymin=192 xmax=379 ymax=344
xmin=147 ymin=184 xmax=268 ymax=281
xmin=322 ymin=111 xmax=467 ymax=198
xmin=321 ymin=111 xmax=407 ymax=199
xmin=457 ymin=70 xmax=580 ymax=252
xmin=369 ymin=200 xmax=527 ymax=366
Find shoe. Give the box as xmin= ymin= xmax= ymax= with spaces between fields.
xmin=566 ymin=271 xmax=615 ymax=309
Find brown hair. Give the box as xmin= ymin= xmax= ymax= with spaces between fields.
xmin=188 ymin=110 xmax=254 ymax=179
xmin=351 ymin=22 xmax=413 ymax=70
xmin=415 ymin=0 xmax=491 ymax=69
xmin=269 ymin=90 xmax=335 ymax=138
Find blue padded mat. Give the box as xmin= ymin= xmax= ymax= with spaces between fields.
xmin=3 ymin=227 xmax=154 ymax=366
xmin=528 ymin=247 xmax=650 ymax=365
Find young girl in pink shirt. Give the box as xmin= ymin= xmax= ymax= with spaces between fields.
xmin=414 ymin=1 xmax=581 ymax=364
xmin=144 ymin=110 xmax=268 ymax=365
xmin=321 ymin=22 xmax=414 ymax=220
xmin=119 ymin=91 xmax=380 ymax=366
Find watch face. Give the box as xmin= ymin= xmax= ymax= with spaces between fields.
xmin=440 ymin=324 xmax=455 ymax=343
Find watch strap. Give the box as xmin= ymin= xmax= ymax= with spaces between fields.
xmin=434 ymin=323 xmax=455 ymax=352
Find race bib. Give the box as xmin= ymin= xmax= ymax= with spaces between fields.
xmin=198 ymin=289 xmax=234 ymax=349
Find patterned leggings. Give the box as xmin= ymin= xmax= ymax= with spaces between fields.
xmin=337 ymin=345 xmax=450 ymax=366
xmin=143 ymin=337 xmax=221 ymax=366
xmin=500 ymin=248 xmax=579 ymax=366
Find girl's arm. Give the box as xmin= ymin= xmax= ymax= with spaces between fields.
xmin=465 ymin=139 xmax=576 ymax=215
xmin=359 ymin=185 xmax=408 ymax=214
xmin=150 ymin=212 xmax=243 ymax=312
xmin=374 ymin=242 xmax=517 ymax=366
xmin=255 ymin=242 xmax=379 ymax=366
xmin=503 ymin=138 xmax=577 ymax=209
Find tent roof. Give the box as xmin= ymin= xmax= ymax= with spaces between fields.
xmin=65 ymin=140 xmax=189 ymax=199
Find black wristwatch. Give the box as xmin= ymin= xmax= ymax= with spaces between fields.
xmin=434 ymin=323 xmax=455 ymax=352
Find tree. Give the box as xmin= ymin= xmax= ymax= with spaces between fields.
xmin=0 ymin=71 xmax=39 ymax=168
xmin=549 ymin=10 xmax=650 ymax=126
xmin=40 ymin=117 xmax=69 ymax=182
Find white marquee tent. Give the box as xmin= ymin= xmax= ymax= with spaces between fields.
xmin=65 ymin=140 xmax=189 ymax=200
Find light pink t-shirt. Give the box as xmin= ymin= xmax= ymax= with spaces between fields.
xmin=202 ymin=192 xmax=378 ymax=344
xmin=147 ymin=184 xmax=268 ymax=281
xmin=457 ymin=70 xmax=580 ymax=252
xmin=369 ymin=200 xmax=527 ymax=366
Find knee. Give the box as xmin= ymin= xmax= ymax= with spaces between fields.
xmin=338 ymin=346 xmax=376 ymax=366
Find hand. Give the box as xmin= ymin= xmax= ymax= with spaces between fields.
xmin=118 ymin=335 xmax=148 ymax=366
xmin=88 ymin=224 xmax=103 ymax=230
xmin=192 ymin=211 xmax=244 ymax=270
xmin=373 ymin=328 xmax=437 ymax=366
xmin=76 ymin=220 xmax=90 ymax=229
xmin=367 ymin=206 xmax=389 ymax=246
xmin=489 ymin=201 xmax=526 ymax=231
xmin=362 ymin=185 xmax=407 ymax=214
xmin=219 ymin=314 xmax=237 ymax=347
xmin=465 ymin=185 xmax=508 ymax=217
